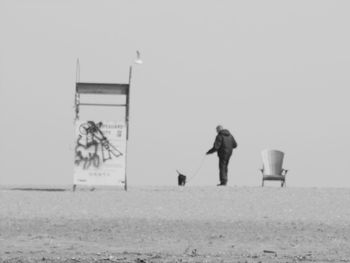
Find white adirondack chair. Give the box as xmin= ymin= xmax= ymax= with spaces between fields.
xmin=260 ymin=149 xmax=288 ymax=187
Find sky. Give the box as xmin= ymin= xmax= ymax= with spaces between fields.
xmin=0 ymin=0 xmax=350 ymax=187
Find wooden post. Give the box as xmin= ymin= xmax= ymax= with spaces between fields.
xmin=73 ymin=59 xmax=80 ymax=192
xmin=126 ymin=66 xmax=132 ymax=140
xmin=124 ymin=66 xmax=132 ymax=191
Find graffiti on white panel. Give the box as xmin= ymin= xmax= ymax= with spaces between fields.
xmin=75 ymin=121 xmax=123 ymax=169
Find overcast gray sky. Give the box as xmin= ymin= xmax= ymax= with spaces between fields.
xmin=1 ymin=0 xmax=350 ymax=187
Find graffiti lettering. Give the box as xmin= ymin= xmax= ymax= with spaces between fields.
xmin=75 ymin=121 xmax=123 ymax=169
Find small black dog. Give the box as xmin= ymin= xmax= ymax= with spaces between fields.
xmin=177 ymin=170 xmax=186 ymax=186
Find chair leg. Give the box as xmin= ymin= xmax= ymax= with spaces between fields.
xmin=262 ymin=179 xmax=264 ymax=187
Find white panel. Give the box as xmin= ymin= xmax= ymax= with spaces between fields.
xmin=74 ymin=120 xmax=126 ymax=186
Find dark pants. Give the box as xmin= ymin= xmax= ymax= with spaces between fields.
xmin=219 ymin=155 xmax=231 ymax=185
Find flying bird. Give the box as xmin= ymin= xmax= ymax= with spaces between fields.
xmin=135 ymin=50 xmax=143 ymax=64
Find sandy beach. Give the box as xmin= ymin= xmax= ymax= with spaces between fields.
xmin=1 ymin=186 xmax=350 ymax=262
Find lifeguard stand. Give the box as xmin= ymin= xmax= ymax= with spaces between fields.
xmin=73 ymin=60 xmax=133 ymax=191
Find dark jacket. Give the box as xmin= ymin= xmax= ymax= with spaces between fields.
xmin=207 ymin=129 xmax=237 ymax=159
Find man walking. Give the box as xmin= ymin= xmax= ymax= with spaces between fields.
xmin=206 ymin=125 xmax=237 ymax=186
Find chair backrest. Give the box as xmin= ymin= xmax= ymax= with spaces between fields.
xmin=261 ymin=149 xmax=284 ymax=176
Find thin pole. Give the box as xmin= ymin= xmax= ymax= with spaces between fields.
xmin=126 ymin=66 xmax=132 ymax=139
xmin=74 ymin=58 xmax=80 ymax=122
xmin=73 ymin=58 xmax=80 ymax=192
xmin=76 ymin=58 xmax=80 ymax=83
xmin=124 ymin=66 xmax=133 ymax=191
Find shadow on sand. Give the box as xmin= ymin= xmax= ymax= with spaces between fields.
xmin=11 ymin=188 xmax=67 ymax=192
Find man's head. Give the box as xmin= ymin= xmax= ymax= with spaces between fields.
xmin=216 ymin=125 xmax=223 ymax=133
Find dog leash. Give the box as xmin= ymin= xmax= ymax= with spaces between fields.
xmin=187 ymin=155 xmax=207 ymax=184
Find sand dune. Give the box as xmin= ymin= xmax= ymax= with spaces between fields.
xmin=1 ymin=186 xmax=350 ymax=262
